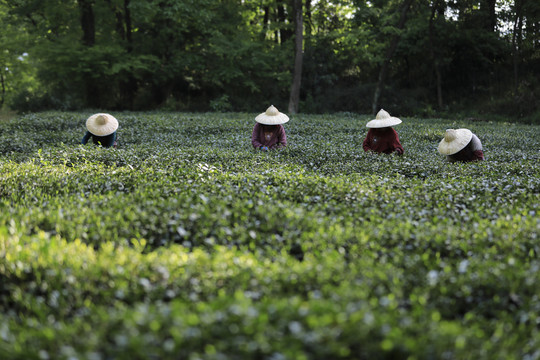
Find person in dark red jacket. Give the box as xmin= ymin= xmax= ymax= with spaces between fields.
xmin=363 ymin=109 xmax=404 ymax=155
xmin=251 ymin=105 xmax=288 ymax=151
xmin=438 ymin=129 xmax=484 ymax=162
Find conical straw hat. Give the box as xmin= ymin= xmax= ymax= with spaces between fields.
xmin=438 ymin=129 xmax=473 ymax=155
xmin=255 ymin=105 xmax=289 ymax=125
xmin=366 ymin=109 xmax=402 ymax=128
xmin=86 ymin=113 xmax=119 ymax=136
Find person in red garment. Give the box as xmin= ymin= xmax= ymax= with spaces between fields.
xmin=362 ymin=109 xmax=404 ymax=155
xmin=251 ymin=105 xmax=289 ymax=151
xmin=438 ymin=128 xmax=484 ymax=162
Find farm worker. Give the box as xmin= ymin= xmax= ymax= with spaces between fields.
xmin=363 ymin=109 xmax=404 ymax=155
xmin=252 ymin=105 xmax=288 ymax=151
xmin=438 ymin=129 xmax=484 ymax=162
xmin=81 ymin=113 xmax=119 ymax=148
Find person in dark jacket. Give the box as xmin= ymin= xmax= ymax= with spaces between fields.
xmin=363 ymin=109 xmax=404 ymax=155
xmin=251 ymin=105 xmax=288 ymax=151
xmin=81 ymin=113 xmax=118 ymax=148
xmin=438 ymin=129 xmax=484 ymax=162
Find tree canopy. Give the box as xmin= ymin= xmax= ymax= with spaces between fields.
xmin=1 ymin=0 xmax=538 ymax=120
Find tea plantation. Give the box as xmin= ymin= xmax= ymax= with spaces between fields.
xmin=0 ymin=112 xmax=539 ymax=360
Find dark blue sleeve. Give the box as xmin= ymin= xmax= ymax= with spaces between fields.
xmin=100 ymin=132 xmax=117 ymax=148
xmin=81 ymin=131 xmax=92 ymax=144
xmin=107 ymin=132 xmax=117 ymax=147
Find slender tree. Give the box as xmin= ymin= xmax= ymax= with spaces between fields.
xmin=289 ymin=0 xmax=303 ymax=114
xmin=277 ymin=0 xmax=293 ymax=43
xmin=78 ymin=0 xmax=95 ymax=46
xmin=481 ymin=0 xmax=497 ymax=32
xmin=305 ymin=0 xmax=312 ymax=34
xmin=77 ymin=0 xmax=99 ymax=106
xmin=428 ymin=0 xmax=443 ymax=108
xmin=0 ymin=72 xmax=5 ymax=107
xmin=512 ymin=0 xmax=524 ymax=92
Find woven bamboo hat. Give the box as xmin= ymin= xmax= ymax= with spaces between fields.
xmin=255 ymin=105 xmax=289 ymax=125
xmin=438 ymin=129 xmax=473 ymax=155
xmin=86 ymin=113 xmax=119 ymax=136
xmin=366 ymin=109 xmax=402 ymax=128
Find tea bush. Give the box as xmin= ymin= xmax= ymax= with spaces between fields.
xmin=0 ymin=112 xmax=539 ymax=359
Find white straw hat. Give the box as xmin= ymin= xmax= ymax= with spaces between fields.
xmin=366 ymin=109 xmax=402 ymax=128
xmin=366 ymin=109 xmax=401 ymax=129
xmin=255 ymin=105 xmax=289 ymax=125
xmin=438 ymin=129 xmax=473 ymax=155
xmin=86 ymin=113 xmax=119 ymax=136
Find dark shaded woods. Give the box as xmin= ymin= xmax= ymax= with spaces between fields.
xmin=1 ymin=0 xmax=538 ymax=122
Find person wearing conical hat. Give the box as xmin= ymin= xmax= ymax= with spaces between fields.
xmin=438 ymin=129 xmax=484 ymax=162
xmin=81 ymin=113 xmax=119 ymax=148
xmin=251 ymin=105 xmax=288 ymax=151
xmin=362 ymin=109 xmax=404 ymax=155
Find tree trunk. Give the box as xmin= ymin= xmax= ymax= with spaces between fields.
xmin=104 ymin=0 xmax=125 ymax=40
xmin=428 ymin=0 xmax=443 ymax=108
xmin=304 ymin=0 xmax=311 ymax=52
xmin=512 ymin=0 xmax=523 ymax=92
xmin=305 ymin=0 xmax=312 ymax=35
xmin=371 ymin=0 xmax=414 ymax=115
xmin=288 ymin=0 xmax=303 ymax=114
xmin=481 ymin=0 xmax=497 ymax=32
xmin=262 ymin=6 xmax=270 ymax=40
xmin=277 ymin=0 xmax=293 ymax=44
xmin=78 ymin=0 xmax=98 ymax=107
xmin=124 ymin=0 xmax=132 ymax=50
xmin=122 ymin=0 xmax=137 ymax=110
xmin=0 ymin=71 xmax=5 ymax=107
xmin=78 ymin=0 xmax=95 ymax=46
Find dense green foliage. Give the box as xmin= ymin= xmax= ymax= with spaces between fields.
xmin=1 ymin=0 xmax=539 ymax=120
xmin=1 ymin=112 xmax=539 ymax=359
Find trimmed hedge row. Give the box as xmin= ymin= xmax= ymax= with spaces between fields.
xmin=0 ymin=112 xmax=539 ymax=359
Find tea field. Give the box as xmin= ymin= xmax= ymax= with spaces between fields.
xmin=0 ymin=112 xmax=539 ymax=360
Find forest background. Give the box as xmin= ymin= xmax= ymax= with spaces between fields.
xmin=0 ymin=0 xmax=538 ymax=122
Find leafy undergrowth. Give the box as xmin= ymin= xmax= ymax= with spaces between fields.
xmin=0 ymin=111 xmax=539 ymax=359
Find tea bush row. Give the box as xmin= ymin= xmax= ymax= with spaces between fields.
xmin=2 ymin=233 xmax=540 ymax=359
xmin=0 ymin=112 xmax=539 ymax=359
